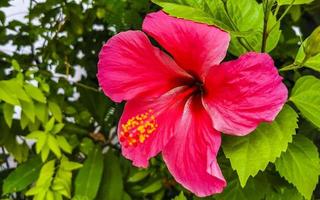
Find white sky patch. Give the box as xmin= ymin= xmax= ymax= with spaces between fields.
xmin=292 ymin=26 xmax=303 ymax=37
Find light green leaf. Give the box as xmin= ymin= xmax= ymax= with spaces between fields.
xmin=3 ymin=157 xmax=42 ymax=194
xmin=3 ymin=103 xmax=14 ymax=127
xmin=60 ymin=157 xmax=82 ymax=171
xmin=11 ymin=59 xmax=20 ymax=71
xmin=128 ymin=170 xmax=149 ymax=183
xmin=47 ymin=134 xmax=61 ymax=158
xmin=56 ymin=135 xmax=72 ymax=154
xmin=275 ymin=135 xmax=320 ymax=199
xmin=45 ymin=117 xmax=55 ymax=133
xmin=97 ymin=150 xmax=124 ymax=200
xmin=290 ymin=76 xmax=320 ymax=128
xmin=74 ymin=146 xmax=104 ymax=200
xmin=41 ymin=145 xmax=50 ymax=162
xmin=173 ymin=192 xmax=187 ymax=200
xmin=295 ymin=40 xmax=320 ymax=72
xmin=48 ymin=101 xmax=62 ymax=122
xmin=0 ymin=84 xmax=20 ymax=105
xmin=36 ymin=133 xmax=48 ymax=154
xmin=51 ymin=123 xmax=65 ymax=134
xmin=24 ymin=84 xmax=46 ymax=103
xmin=20 ymin=112 xmax=29 ymax=129
xmin=46 ymin=190 xmax=55 ymax=200
xmin=26 ymin=160 xmax=55 ymax=196
xmin=21 ymin=100 xmax=35 ymax=123
xmin=26 ymin=130 xmax=47 ymax=154
xmin=226 ymin=0 xmax=280 ymax=55
xmin=151 ymin=0 xmax=230 ymax=30
xmin=277 ymin=0 xmax=314 ymax=5
xmin=1 ymin=80 xmax=31 ymax=103
xmin=222 ymin=105 xmax=298 ymax=186
xmin=35 ymin=102 xmax=48 ymax=123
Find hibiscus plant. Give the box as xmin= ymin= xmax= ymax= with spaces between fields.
xmin=0 ymin=0 xmax=320 ymax=200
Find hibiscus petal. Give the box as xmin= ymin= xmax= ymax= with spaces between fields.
xmin=142 ymin=11 xmax=230 ymax=80
xmin=203 ymin=52 xmax=288 ymax=136
xmin=118 ymin=86 xmax=194 ymax=168
xmin=97 ymin=30 xmax=191 ymax=102
xmin=162 ymin=96 xmax=226 ymax=197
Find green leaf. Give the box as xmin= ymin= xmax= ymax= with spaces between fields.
xmin=266 ymin=186 xmax=303 ymax=200
xmin=290 ymin=76 xmax=320 ymax=127
xmin=20 ymin=112 xmax=29 ymax=130
xmin=152 ymin=0 xmax=281 ymax=55
xmin=3 ymin=103 xmax=14 ymax=127
xmin=60 ymin=157 xmax=82 ymax=171
xmin=128 ymin=170 xmax=149 ymax=183
xmin=34 ymin=102 xmax=48 ymax=123
xmin=295 ymin=40 xmax=320 ymax=72
xmin=41 ymin=145 xmax=50 ymax=162
xmin=26 ymin=160 xmax=55 ymax=196
xmin=47 ymin=134 xmax=61 ymax=158
xmin=51 ymin=123 xmax=65 ymax=134
xmin=74 ymin=146 xmax=104 ymax=200
xmin=56 ymin=135 xmax=72 ymax=154
xmin=26 ymin=131 xmax=47 ymax=154
xmin=277 ymin=0 xmax=314 ymax=5
xmin=4 ymin=137 xmax=29 ymax=163
xmin=275 ymin=135 xmax=320 ymax=199
xmin=3 ymin=157 xmax=42 ymax=194
xmin=215 ymin=173 xmax=271 ymax=200
xmin=222 ymin=105 xmax=298 ymax=186
xmin=0 ymin=84 xmax=20 ymax=105
xmin=45 ymin=117 xmax=55 ymax=133
xmin=151 ymin=0 xmax=229 ymax=30
xmin=11 ymin=59 xmax=20 ymax=71
xmin=173 ymin=192 xmax=187 ymax=200
xmin=24 ymin=84 xmax=46 ymax=103
xmin=97 ymin=149 xmax=124 ymax=200
xmin=140 ymin=180 xmax=162 ymax=194
xmin=226 ymin=0 xmax=280 ymax=55
xmin=48 ymin=100 xmax=62 ymax=122
xmin=79 ymin=138 xmax=94 ymax=155
xmin=21 ymin=100 xmax=35 ymax=123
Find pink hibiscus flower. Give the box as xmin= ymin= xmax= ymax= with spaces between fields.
xmin=97 ymin=11 xmax=287 ymax=197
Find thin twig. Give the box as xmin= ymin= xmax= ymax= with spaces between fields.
xmin=269 ymin=0 xmax=296 ymax=34
xmin=261 ymin=0 xmax=271 ymax=52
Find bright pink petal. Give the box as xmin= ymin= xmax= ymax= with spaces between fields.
xmin=162 ymin=96 xmax=226 ymax=197
xmin=97 ymin=30 xmax=191 ymax=102
xmin=142 ymin=11 xmax=230 ymax=80
xmin=118 ymin=86 xmax=195 ymax=168
xmin=203 ymin=52 xmax=288 ymax=136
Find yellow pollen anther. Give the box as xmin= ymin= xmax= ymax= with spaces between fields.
xmin=119 ymin=109 xmax=158 ymax=147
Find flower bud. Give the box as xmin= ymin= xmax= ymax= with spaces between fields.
xmin=305 ymin=26 xmax=320 ymax=57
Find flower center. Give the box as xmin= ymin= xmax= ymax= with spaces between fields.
xmin=189 ymin=79 xmax=204 ymax=96
xmin=119 ymin=109 xmax=158 ymax=147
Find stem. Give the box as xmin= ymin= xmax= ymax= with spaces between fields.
xmin=38 ymin=69 xmax=101 ymax=93
xmin=279 ymin=55 xmax=309 ymax=71
xmin=74 ymin=82 xmax=100 ymax=93
xmin=269 ymin=0 xmax=295 ymax=34
xmin=274 ymin=3 xmax=280 ymax=17
xmin=261 ymin=0 xmax=271 ymax=52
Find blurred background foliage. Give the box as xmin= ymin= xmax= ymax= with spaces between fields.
xmin=0 ymin=0 xmax=319 ymax=199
